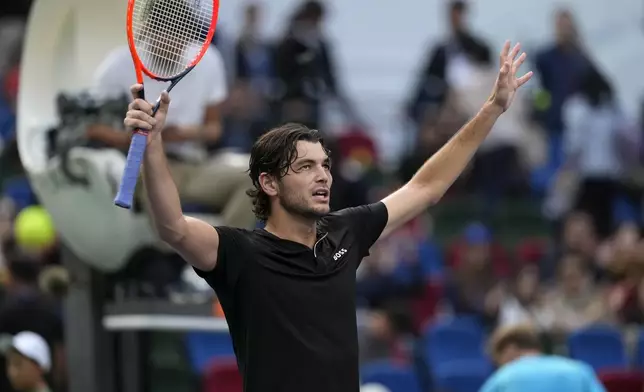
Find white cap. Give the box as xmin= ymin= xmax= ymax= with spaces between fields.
xmin=11 ymin=331 xmax=51 ymax=372
xmin=361 ymin=384 xmax=392 ymax=392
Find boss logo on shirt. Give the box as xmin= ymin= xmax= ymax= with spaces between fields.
xmin=333 ymin=248 xmax=348 ymax=261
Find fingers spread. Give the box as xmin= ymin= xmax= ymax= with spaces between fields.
xmin=508 ymin=43 xmax=521 ymax=61
xmin=499 ymin=40 xmax=511 ymax=65
xmin=512 ymin=52 xmax=527 ymax=75
xmin=516 ymin=71 xmax=534 ymax=88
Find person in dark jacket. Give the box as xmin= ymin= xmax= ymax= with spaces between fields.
xmin=406 ymin=0 xmax=491 ymax=126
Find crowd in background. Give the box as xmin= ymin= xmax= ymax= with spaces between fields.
xmin=0 ymin=0 xmax=643 ymax=391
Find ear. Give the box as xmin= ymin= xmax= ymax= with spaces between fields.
xmin=259 ymin=173 xmax=278 ymax=197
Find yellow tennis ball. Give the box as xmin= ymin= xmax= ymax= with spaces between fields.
xmin=13 ymin=206 xmax=56 ymax=250
xmin=533 ymin=89 xmax=552 ymax=111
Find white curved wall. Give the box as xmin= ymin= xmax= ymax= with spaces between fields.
xmin=17 ymin=0 xmax=154 ymax=271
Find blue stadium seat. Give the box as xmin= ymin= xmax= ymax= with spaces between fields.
xmin=433 ymin=360 xmax=491 ymax=392
xmin=633 ymin=329 xmax=644 ymax=368
xmin=185 ymin=331 xmax=235 ymax=374
xmin=2 ymin=176 xmax=36 ymax=211
xmin=567 ymin=325 xmax=628 ymax=371
xmin=361 ymin=361 xmax=421 ymax=392
xmin=418 ymin=240 xmax=444 ymax=280
xmin=423 ymin=319 xmax=486 ymax=374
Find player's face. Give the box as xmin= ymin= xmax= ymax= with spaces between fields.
xmin=277 ymin=141 xmax=332 ymax=220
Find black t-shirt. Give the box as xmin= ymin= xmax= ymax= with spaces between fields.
xmin=195 ymin=202 xmax=389 ymax=392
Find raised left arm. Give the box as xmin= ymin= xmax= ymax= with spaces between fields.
xmin=381 ymin=41 xmax=532 ymax=238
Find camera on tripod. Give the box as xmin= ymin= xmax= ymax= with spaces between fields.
xmin=47 ymin=90 xmax=130 ymax=186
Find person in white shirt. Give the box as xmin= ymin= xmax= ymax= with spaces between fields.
xmin=90 ymin=45 xmax=255 ymax=229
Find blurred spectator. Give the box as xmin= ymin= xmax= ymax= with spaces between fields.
xmin=398 ymin=98 xmax=468 ymax=191
xmin=0 ymin=18 xmax=25 ymax=78
xmin=604 ymin=227 xmax=644 ymax=323
xmin=562 ymin=64 xmax=628 ymax=238
xmin=447 ymin=222 xmax=511 ymax=277
xmin=274 ymin=1 xmax=354 ymax=129
xmin=227 ymin=2 xmax=275 ymax=147
xmin=234 ymin=3 xmax=274 ymax=99
xmin=550 ymin=211 xmax=598 ymax=280
xmin=359 ymin=301 xmax=416 ymax=364
xmin=534 ymin=8 xmax=590 ymax=166
xmin=498 ymin=264 xmax=555 ymax=330
xmin=0 ymin=237 xmax=64 ymax=392
xmin=611 ymin=275 xmax=644 ymax=325
xmin=330 ymin=126 xmax=380 ymax=210
xmin=356 ymin=213 xmax=426 ymax=308
xmin=90 ymin=44 xmax=255 ymax=228
xmin=445 ymin=223 xmax=507 ymax=327
xmin=5 ymin=331 xmax=51 ymax=392
xmin=544 ymin=253 xmax=610 ymax=334
xmin=452 ymin=52 xmax=540 ymax=218
xmin=0 ymin=47 xmax=23 ymax=191
xmin=405 ymin=0 xmax=491 ymax=125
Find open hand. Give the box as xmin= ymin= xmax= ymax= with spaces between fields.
xmin=489 ymin=41 xmax=533 ymax=112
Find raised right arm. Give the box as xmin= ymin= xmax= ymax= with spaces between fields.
xmin=124 ymin=84 xmax=219 ymax=271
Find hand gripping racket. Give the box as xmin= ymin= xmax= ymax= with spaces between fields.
xmin=114 ymin=0 xmax=220 ymax=209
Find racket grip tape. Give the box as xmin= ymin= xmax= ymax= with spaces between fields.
xmin=114 ymin=132 xmax=147 ymax=209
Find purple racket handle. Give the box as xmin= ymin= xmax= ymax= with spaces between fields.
xmin=114 ymin=131 xmax=148 ymax=209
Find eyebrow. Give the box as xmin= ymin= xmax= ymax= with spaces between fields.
xmin=294 ymin=157 xmax=331 ymax=166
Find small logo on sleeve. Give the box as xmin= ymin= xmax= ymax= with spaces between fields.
xmin=333 ymin=248 xmax=348 ymax=261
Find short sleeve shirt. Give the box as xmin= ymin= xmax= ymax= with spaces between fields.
xmin=195 ymin=202 xmax=389 ymax=392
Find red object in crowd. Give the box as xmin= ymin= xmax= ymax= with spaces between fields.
xmin=203 ymin=359 xmax=243 ymax=392
xmin=3 ymin=65 xmax=19 ymax=102
xmin=335 ymin=127 xmax=378 ymax=165
xmin=515 ymin=237 xmax=549 ymax=265
xmin=598 ymin=370 xmax=644 ymax=392
xmin=447 ymin=241 xmax=511 ymax=278
xmin=410 ymin=280 xmax=444 ymax=333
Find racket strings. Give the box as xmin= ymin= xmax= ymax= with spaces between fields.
xmin=131 ymin=0 xmax=213 ymax=78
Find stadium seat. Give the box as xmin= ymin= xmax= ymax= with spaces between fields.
xmin=418 ymin=240 xmax=444 ymax=280
xmin=567 ymin=325 xmax=628 ymax=371
xmin=361 ymin=361 xmax=421 ymax=392
xmin=2 ymin=176 xmax=36 ymax=211
xmin=423 ymin=319 xmax=486 ymax=374
xmin=599 ymin=370 xmax=644 ymax=392
xmin=433 ymin=359 xmax=492 ymax=392
xmin=203 ymin=358 xmax=242 ymax=392
xmin=186 ymin=331 xmax=235 ymax=374
xmin=635 ymin=329 xmax=644 ymax=368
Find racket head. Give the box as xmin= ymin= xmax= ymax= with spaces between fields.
xmin=126 ymin=0 xmax=219 ymax=81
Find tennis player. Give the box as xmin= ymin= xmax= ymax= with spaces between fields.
xmin=480 ymin=324 xmax=606 ymax=392
xmin=124 ymin=41 xmax=532 ymax=392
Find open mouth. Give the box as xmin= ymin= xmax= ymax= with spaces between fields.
xmin=312 ymin=188 xmax=329 ymax=201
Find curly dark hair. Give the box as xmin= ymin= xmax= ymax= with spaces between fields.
xmin=246 ymin=123 xmax=329 ymax=222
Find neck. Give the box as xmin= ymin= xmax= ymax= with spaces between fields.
xmin=29 ymin=379 xmax=48 ymax=392
xmin=264 ymin=210 xmax=318 ymax=248
xmin=517 ymin=350 xmax=540 ymax=359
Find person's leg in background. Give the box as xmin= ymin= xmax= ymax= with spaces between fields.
xmin=475 ymin=145 xmax=520 ymax=224
xmin=575 ymin=177 xmax=618 ymax=239
xmin=170 ymin=152 xmax=256 ymax=229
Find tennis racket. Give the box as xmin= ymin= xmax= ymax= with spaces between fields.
xmin=114 ymin=0 xmax=220 ymax=209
